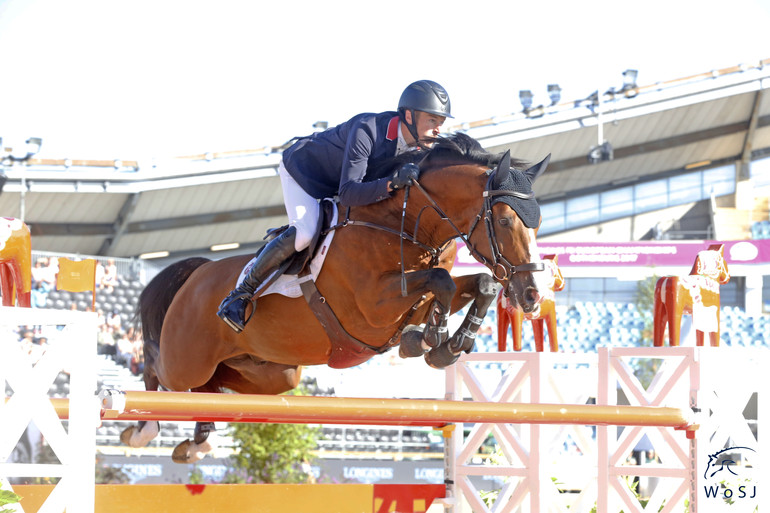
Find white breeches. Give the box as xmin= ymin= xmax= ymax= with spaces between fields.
xmin=279 ymin=161 xmax=320 ymax=252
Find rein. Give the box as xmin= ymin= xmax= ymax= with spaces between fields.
xmin=326 ymin=167 xmax=544 ymax=295
xmin=411 ymin=175 xmax=544 ymax=284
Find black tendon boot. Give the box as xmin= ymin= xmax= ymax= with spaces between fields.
xmin=217 ymin=226 xmax=297 ymax=333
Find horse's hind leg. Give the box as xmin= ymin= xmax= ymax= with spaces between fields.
xmin=119 ymin=362 xmax=162 ymax=449
xmin=425 ymin=273 xmax=500 ymax=369
xmin=496 ymin=295 xmax=510 ymax=352
xmin=170 ymin=359 xmax=302 ymax=464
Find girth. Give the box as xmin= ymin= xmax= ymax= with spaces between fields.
xmin=298 ymin=269 xmax=427 ymax=369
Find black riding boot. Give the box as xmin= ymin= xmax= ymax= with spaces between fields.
xmin=217 ymin=226 xmax=297 ymax=333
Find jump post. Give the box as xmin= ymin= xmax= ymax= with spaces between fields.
xmin=2 ymin=306 xmax=764 ymax=513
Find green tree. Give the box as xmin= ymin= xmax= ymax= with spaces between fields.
xmin=0 ymin=490 xmax=22 ymax=513
xmin=227 ymin=384 xmax=321 ymax=484
xmin=634 ymin=274 xmax=660 ymax=389
xmin=636 ymin=274 xmax=658 ymax=346
xmin=95 ymin=456 xmax=130 ymax=484
xmin=229 ymin=421 xmax=319 ymax=484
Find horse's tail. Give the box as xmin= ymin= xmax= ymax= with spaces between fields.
xmin=138 ymin=257 xmax=211 ymax=376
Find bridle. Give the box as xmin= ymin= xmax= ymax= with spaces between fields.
xmin=330 ymin=167 xmax=544 ymax=295
xmin=463 ymin=172 xmax=545 ymax=281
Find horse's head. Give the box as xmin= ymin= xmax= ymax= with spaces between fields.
xmin=704 ymin=446 xmax=756 ymax=480
xmin=544 ymin=254 xmax=565 ymax=293
xmin=466 ymin=150 xmax=551 ymax=314
xmin=691 ymin=244 xmax=730 ymax=285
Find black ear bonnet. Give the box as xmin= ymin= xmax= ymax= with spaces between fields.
xmin=490 ymin=170 xmax=540 ymax=229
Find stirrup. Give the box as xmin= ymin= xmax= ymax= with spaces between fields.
xmin=218 ymin=291 xmax=257 ymax=333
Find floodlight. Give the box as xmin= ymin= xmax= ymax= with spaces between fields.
xmin=519 ymin=90 xmax=533 ymax=111
xmin=622 ymin=69 xmax=638 ymax=89
xmin=547 ymin=84 xmax=561 ymax=105
xmin=25 ymin=137 xmax=42 ymax=158
xmin=587 ymin=141 xmax=614 ymax=164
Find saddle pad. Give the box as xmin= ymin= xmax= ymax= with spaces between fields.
xmin=236 ymin=203 xmax=338 ymax=298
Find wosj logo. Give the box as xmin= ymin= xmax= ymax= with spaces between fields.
xmin=703 ymin=446 xmax=757 ymax=502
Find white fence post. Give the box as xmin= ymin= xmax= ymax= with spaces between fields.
xmin=0 ymin=307 xmax=98 ymax=513
xmin=445 ymin=348 xmax=764 ymax=513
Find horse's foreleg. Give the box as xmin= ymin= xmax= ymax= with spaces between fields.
xmin=425 ymin=274 xmax=500 ymax=369
xmin=668 ymin=300 xmax=683 ymax=347
xmin=511 ymin=309 xmax=524 ymax=351
xmin=532 ymin=319 xmax=545 ymax=352
xmin=652 ymin=281 xmax=666 ymax=347
xmin=545 ymin=312 xmax=559 ymax=352
xmin=12 ymin=261 xmax=30 ymax=307
xmin=496 ymin=304 xmax=510 ymax=352
xmin=398 ymin=269 xmax=457 ymax=358
xmin=447 ymin=273 xmax=500 ymax=353
xmin=0 ymin=265 xmax=14 ymax=306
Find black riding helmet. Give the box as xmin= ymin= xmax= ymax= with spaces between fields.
xmin=397 ymin=80 xmax=452 ymax=148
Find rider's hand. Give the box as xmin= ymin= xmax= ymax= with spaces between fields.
xmin=390 ymin=163 xmax=420 ymax=190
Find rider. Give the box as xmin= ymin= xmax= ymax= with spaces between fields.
xmin=217 ymin=80 xmax=453 ymax=333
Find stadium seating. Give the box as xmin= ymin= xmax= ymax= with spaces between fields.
xmin=45 ymin=276 xmax=143 ymax=324
xmin=751 ymin=219 xmax=770 ymax=239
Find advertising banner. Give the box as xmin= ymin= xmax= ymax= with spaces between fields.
xmin=455 ymin=239 xmax=770 ymax=268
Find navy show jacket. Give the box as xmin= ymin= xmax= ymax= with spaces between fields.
xmin=282 ymin=111 xmax=406 ymax=207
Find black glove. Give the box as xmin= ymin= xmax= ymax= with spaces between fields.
xmin=390 ymin=163 xmax=420 ymax=190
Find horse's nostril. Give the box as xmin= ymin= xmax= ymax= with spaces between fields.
xmin=524 ymin=287 xmax=541 ymax=305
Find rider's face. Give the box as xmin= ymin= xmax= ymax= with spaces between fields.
xmin=405 ymin=110 xmax=446 ymax=147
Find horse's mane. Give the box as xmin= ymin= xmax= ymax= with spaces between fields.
xmin=368 ymin=133 xmax=528 ymax=176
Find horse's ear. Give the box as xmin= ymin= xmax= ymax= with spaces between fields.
xmin=708 ymin=243 xmax=724 ymax=255
xmin=493 ymin=150 xmax=512 ymax=189
xmin=524 ymin=153 xmax=551 ymax=182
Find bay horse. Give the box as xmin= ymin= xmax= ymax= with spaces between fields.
xmin=121 ymin=134 xmax=552 ymax=462
xmin=0 ymin=217 xmax=31 ymax=308
xmin=496 ymin=254 xmax=564 ymax=352
xmin=653 ymin=243 xmax=730 ymax=347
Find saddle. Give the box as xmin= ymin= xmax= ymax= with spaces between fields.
xmin=256 ymin=199 xmax=336 ymax=292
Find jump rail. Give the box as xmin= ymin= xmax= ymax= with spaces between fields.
xmin=97 ymin=389 xmax=696 ymax=433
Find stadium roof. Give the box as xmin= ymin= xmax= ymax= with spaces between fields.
xmin=1 ymin=59 xmax=768 ymax=261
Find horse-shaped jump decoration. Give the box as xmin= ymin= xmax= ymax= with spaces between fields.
xmin=0 ymin=217 xmax=32 ymax=308
xmin=120 ymin=134 xmax=552 ymax=463
xmin=653 ymin=243 xmax=730 ymax=347
xmin=496 ymin=254 xmax=564 ymax=352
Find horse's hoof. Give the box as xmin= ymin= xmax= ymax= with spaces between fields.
xmin=172 ymin=440 xmax=195 ymax=464
xmin=424 ymin=343 xmax=461 ymax=369
xmin=448 ymin=334 xmax=475 ymax=354
xmin=119 ymin=426 xmax=137 ymax=446
xmin=172 ymin=439 xmax=212 ymax=464
xmin=119 ymin=421 xmax=160 ymax=448
xmin=398 ymin=326 xmax=426 ymax=358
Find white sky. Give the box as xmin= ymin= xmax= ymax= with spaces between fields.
xmin=0 ymin=0 xmax=768 ymax=160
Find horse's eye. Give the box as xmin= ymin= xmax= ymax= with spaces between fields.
xmin=498 ymin=217 xmax=511 ymax=227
